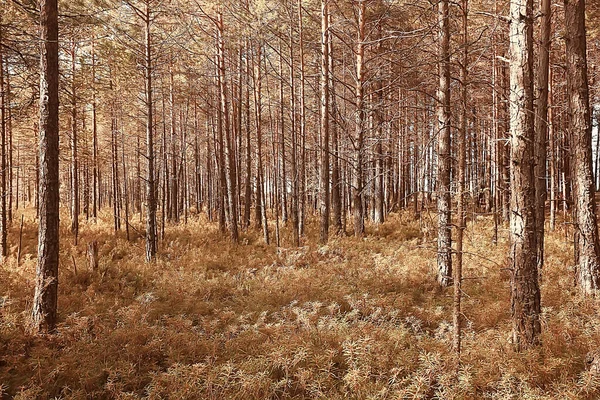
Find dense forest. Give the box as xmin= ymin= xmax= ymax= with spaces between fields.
xmin=2 ymin=0 xmax=600 ymax=397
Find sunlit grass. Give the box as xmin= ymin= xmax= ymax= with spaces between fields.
xmin=0 ymin=207 xmax=597 ymax=399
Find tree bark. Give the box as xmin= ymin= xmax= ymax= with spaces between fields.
xmin=70 ymin=37 xmax=79 ymax=245
xmin=0 ymin=24 xmax=7 ymax=261
xmin=144 ymin=1 xmax=157 ymax=262
xmin=534 ymin=0 xmax=551 ymax=272
xmin=33 ymin=0 xmax=60 ymax=333
xmin=509 ymin=0 xmax=541 ymax=350
xmin=565 ymin=0 xmax=600 ymax=294
xmin=454 ymin=0 xmax=468 ymax=361
xmin=353 ymin=0 xmax=366 ymax=237
xmin=437 ymin=0 xmax=452 ymax=287
xmin=319 ymin=0 xmax=330 ymax=245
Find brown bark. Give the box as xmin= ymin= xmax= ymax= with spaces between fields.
xmin=509 ymin=0 xmax=541 ymax=350
xmin=0 ymin=24 xmax=7 ymax=260
xmin=565 ymin=0 xmax=600 ymax=294
xmin=216 ymin=12 xmax=239 ymax=243
xmin=534 ymin=0 xmax=551 ymax=271
xmin=32 ymin=0 xmax=60 ymax=333
xmin=319 ymin=0 xmax=330 ymax=245
xmin=298 ymin=0 xmax=307 ymax=237
xmin=437 ymin=0 xmax=452 ymax=287
xmin=454 ymin=0 xmax=468 ymax=361
xmin=353 ymin=0 xmax=366 ymax=237
xmin=144 ymin=1 xmax=157 ymax=262
xmin=70 ymin=37 xmax=79 ymax=245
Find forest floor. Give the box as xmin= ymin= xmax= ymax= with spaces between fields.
xmin=1 ymin=208 xmax=599 ymax=399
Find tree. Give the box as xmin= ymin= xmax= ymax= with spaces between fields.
xmin=319 ymin=0 xmax=330 ymax=245
xmin=534 ymin=0 xmax=551 ymax=272
xmin=32 ymin=0 xmax=60 ymax=333
xmin=508 ymin=0 xmax=541 ymax=350
xmin=0 ymin=21 xmax=7 ymax=261
xmin=142 ymin=0 xmax=157 ymax=262
xmin=564 ymin=0 xmax=600 ymax=294
xmin=70 ymin=36 xmax=79 ymax=245
xmin=454 ymin=0 xmax=469 ymax=361
xmin=353 ymin=0 xmax=366 ymax=238
xmin=436 ymin=0 xmax=452 ymax=287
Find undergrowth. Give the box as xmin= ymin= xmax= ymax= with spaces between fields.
xmin=0 ymin=208 xmax=598 ymax=399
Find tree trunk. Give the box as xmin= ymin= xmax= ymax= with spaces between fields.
xmin=144 ymin=1 xmax=157 ymax=262
xmin=509 ymin=0 xmax=541 ymax=350
xmin=437 ymin=0 xmax=452 ymax=287
xmin=92 ymin=35 xmax=98 ymax=220
xmin=70 ymin=38 xmax=79 ymax=245
xmin=217 ymin=11 xmax=239 ymax=243
xmin=33 ymin=0 xmax=60 ymax=333
xmin=565 ymin=0 xmax=600 ymax=294
xmin=298 ymin=0 xmax=307 ymax=237
xmin=353 ymin=0 xmax=366 ymax=237
xmin=454 ymin=0 xmax=468 ymax=362
xmin=534 ymin=0 xmax=551 ymax=272
xmin=319 ymin=0 xmax=330 ymax=245
xmin=0 ymin=24 xmax=7 ymax=260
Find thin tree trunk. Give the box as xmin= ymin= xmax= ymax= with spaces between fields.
xmin=437 ymin=0 xmax=452 ymax=287
xmin=144 ymin=1 xmax=157 ymax=262
xmin=454 ymin=0 xmax=468 ymax=362
xmin=319 ymin=0 xmax=330 ymax=245
xmin=92 ymin=34 xmax=98 ymax=220
xmin=298 ymin=0 xmax=306 ymax=237
xmin=353 ymin=0 xmax=366 ymax=237
xmin=0 ymin=24 xmax=7 ymax=260
xmin=534 ymin=0 xmax=551 ymax=272
xmin=70 ymin=37 xmax=79 ymax=245
xmin=217 ymin=11 xmax=239 ymax=243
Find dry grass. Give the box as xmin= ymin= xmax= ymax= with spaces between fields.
xmin=0 ymin=208 xmax=598 ymax=399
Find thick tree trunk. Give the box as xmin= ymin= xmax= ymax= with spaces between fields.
xmin=509 ymin=0 xmax=541 ymax=350
xmin=33 ymin=0 xmax=60 ymax=333
xmin=565 ymin=0 xmax=600 ymax=294
xmin=436 ymin=0 xmax=452 ymax=287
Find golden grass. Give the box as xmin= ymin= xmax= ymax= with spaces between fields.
xmin=0 ymin=208 xmax=598 ymax=399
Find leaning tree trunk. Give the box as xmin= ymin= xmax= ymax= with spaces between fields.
xmin=565 ymin=0 xmax=600 ymax=294
xmin=508 ymin=0 xmax=541 ymax=350
xmin=32 ymin=0 xmax=60 ymax=333
xmin=436 ymin=0 xmax=452 ymax=287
